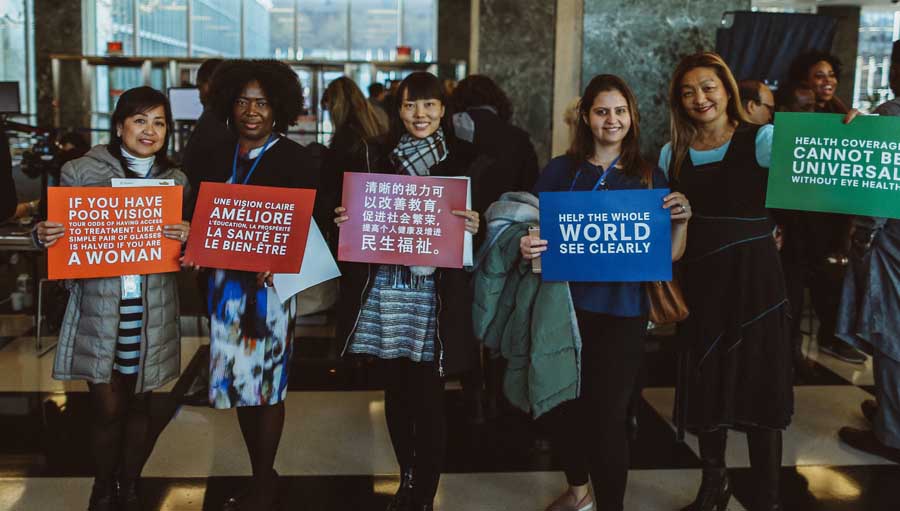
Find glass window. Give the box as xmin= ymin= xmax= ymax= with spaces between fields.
xmin=0 ymin=0 xmax=32 ymax=115
xmin=191 ymin=0 xmax=240 ymax=57
xmin=402 ymin=0 xmax=435 ymax=62
xmin=269 ymin=0 xmax=296 ymax=59
xmin=244 ymin=0 xmax=271 ymax=57
xmin=137 ymin=0 xmax=188 ymax=56
xmin=350 ymin=0 xmax=398 ymax=61
xmin=854 ymin=9 xmax=898 ymax=112
xmin=298 ymin=0 xmax=349 ymax=60
xmin=87 ymin=0 xmax=436 ymax=61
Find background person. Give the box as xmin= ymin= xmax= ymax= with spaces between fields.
xmin=334 ymin=71 xmax=481 ymax=511
xmin=34 ymin=86 xmax=191 ymax=511
xmin=787 ymin=50 xmax=863 ymax=365
xmin=738 ymin=80 xmax=775 ymax=125
xmin=521 ymin=74 xmax=691 ymax=511
xmin=837 ymin=40 xmax=900 ymax=464
xmin=661 ymin=52 xmax=791 ymax=511
xmin=318 ymin=76 xmax=388 ymax=249
xmin=187 ymin=59 xmax=321 ymax=511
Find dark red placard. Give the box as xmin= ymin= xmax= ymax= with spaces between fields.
xmin=184 ymin=182 xmax=316 ymax=273
xmin=337 ymin=172 xmax=469 ymax=268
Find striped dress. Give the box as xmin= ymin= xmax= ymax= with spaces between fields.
xmin=114 ymin=294 xmax=143 ymax=375
xmin=348 ymin=265 xmax=437 ymax=362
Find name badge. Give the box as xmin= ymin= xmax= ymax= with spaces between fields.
xmin=121 ymin=275 xmax=141 ymax=300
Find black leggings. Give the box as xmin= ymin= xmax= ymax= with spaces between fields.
xmin=548 ymin=311 xmax=646 ymax=511
xmin=87 ymin=372 xmax=153 ymax=482
xmin=382 ymin=357 xmax=446 ymax=506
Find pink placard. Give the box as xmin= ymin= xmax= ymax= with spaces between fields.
xmin=337 ymin=172 xmax=469 ymax=268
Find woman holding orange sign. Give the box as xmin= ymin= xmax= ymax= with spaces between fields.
xmin=33 ymin=86 xmax=190 ymax=511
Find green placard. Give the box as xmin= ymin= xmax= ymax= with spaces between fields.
xmin=767 ymin=112 xmax=900 ymax=219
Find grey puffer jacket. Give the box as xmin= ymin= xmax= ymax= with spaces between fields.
xmin=52 ymin=145 xmax=189 ymax=392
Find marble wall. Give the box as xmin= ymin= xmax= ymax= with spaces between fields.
xmin=477 ymin=0 xmax=556 ymax=165
xmin=438 ymin=0 xmax=471 ymax=63
xmin=582 ymin=0 xmax=750 ymax=159
xmin=34 ymin=0 xmax=85 ymax=129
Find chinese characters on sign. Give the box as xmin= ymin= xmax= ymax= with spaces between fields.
xmin=338 ymin=172 xmax=469 ymax=268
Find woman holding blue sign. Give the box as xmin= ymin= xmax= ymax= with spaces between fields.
xmin=333 ymin=72 xmax=481 ymax=511
xmin=660 ymin=52 xmax=790 ymax=511
xmin=187 ymin=60 xmax=321 ymax=511
xmin=520 ymin=74 xmax=691 ymax=511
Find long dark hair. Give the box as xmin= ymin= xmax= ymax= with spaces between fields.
xmin=451 ymin=74 xmax=513 ymax=122
xmin=108 ymin=86 xmax=175 ymax=177
xmin=568 ymin=74 xmax=651 ymax=181
xmin=387 ymin=71 xmax=453 ymax=148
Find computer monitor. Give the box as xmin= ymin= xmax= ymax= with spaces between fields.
xmin=168 ymin=87 xmax=203 ymax=121
xmin=0 ymin=82 xmax=21 ymax=114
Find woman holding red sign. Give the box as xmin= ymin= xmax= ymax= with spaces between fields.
xmin=519 ymin=74 xmax=691 ymax=511
xmin=661 ymin=53 xmax=789 ymax=511
xmin=33 ymin=86 xmax=191 ymax=511
xmin=188 ymin=60 xmax=321 ymax=511
xmin=334 ymin=71 xmax=480 ymax=511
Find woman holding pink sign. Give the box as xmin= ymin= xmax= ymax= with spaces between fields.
xmin=334 ymin=71 xmax=480 ymax=511
xmin=188 ymin=59 xmax=321 ymax=511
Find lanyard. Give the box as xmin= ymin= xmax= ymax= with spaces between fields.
xmin=231 ymin=134 xmax=275 ymax=185
xmin=568 ymin=154 xmax=622 ymax=192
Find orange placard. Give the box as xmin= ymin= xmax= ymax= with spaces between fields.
xmin=46 ymin=186 xmax=184 ymax=280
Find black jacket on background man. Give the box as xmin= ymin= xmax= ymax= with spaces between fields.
xmin=1 ymin=134 xmax=16 ymax=220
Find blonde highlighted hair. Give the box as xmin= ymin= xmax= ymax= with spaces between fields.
xmin=667 ymin=52 xmax=750 ymax=179
xmin=323 ymin=77 xmax=386 ymax=141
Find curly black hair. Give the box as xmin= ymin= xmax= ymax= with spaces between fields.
xmin=451 ymin=74 xmax=513 ymax=122
xmin=208 ymin=59 xmax=304 ymax=133
xmin=788 ymin=50 xmax=843 ymax=84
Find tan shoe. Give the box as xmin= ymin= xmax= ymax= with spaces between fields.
xmin=544 ymin=488 xmax=594 ymax=511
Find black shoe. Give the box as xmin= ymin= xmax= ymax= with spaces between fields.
xmin=627 ymin=414 xmax=639 ymax=441
xmin=117 ymin=478 xmax=142 ymax=511
xmin=386 ymin=469 xmax=414 ymax=511
xmin=862 ymin=399 xmax=878 ymax=424
xmin=839 ymin=427 xmax=900 ymax=463
xmin=87 ymin=479 xmax=116 ymax=511
xmin=681 ymin=468 xmax=732 ymax=511
xmin=820 ymin=342 xmax=867 ymax=364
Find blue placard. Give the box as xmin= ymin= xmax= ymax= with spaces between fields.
xmin=539 ymin=189 xmax=672 ymax=282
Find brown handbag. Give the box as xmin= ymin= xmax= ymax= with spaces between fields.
xmin=647 ymin=280 xmax=689 ymax=324
xmin=644 ymin=171 xmax=689 ymax=324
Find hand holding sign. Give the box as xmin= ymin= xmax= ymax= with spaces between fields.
xmin=539 ymin=189 xmax=672 ymax=282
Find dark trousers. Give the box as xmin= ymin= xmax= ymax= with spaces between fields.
xmin=548 ymin=310 xmax=646 ymax=511
xmin=382 ymin=357 xmax=447 ymax=506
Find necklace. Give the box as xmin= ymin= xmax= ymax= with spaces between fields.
xmin=693 ymin=125 xmax=735 ymax=150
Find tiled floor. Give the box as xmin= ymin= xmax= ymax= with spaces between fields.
xmin=0 ymin=317 xmax=896 ymax=510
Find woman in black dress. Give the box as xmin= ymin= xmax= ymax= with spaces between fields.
xmin=188 ymin=59 xmax=321 ymax=511
xmin=660 ymin=52 xmax=791 ymax=511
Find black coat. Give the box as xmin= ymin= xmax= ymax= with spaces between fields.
xmin=182 ymin=109 xmax=236 ymax=200
xmin=464 ymin=108 xmax=539 ymax=215
xmin=335 ymin=137 xmax=481 ymax=376
xmin=1 ymin=134 xmax=16 ymax=220
xmin=193 ymin=135 xmax=321 ymax=197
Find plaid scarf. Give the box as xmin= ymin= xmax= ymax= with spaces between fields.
xmin=391 ymin=127 xmax=448 ymax=176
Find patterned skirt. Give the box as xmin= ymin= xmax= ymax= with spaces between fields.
xmin=348 ymin=265 xmax=437 ymax=362
xmin=208 ymin=270 xmax=295 ymax=409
